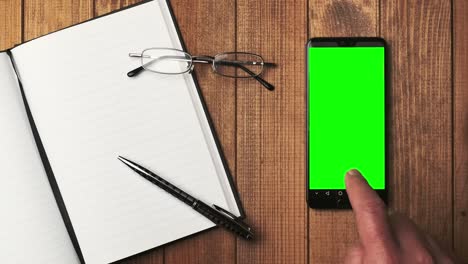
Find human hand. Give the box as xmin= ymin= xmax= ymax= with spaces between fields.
xmin=344 ymin=169 xmax=460 ymax=264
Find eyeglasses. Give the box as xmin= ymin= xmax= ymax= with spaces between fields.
xmin=127 ymin=48 xmax=276 ymax=91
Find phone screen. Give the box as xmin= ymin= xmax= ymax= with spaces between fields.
xmin=308 ymin=45 xmax=385 ymax=190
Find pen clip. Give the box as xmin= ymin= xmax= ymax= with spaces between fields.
xmin=212 ymin=204 xmax=237 ymax=219
xmin=212 ymin=204 xmax=251 ymax=231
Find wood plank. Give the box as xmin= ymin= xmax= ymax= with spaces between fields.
xmin=0 ymin=0 xmax=21 ymax=50
xmin=94 ymin=0 xmax=141 ymax=16
xmin=454 ymin=0 xmax=468 ymax=261
xmin=164 ymin=1 xmax=237 ymax=263
xmin=236 ymin=1 xmax=307 ymax=264
xmin=23 ymin=0 xmax=93 ymax=41
xmin=381 ymin=0 xmax=452 ymax=247
xmin=308 ymin=1 xmax=378 ymax=263
xmin=309 ymin=0 xmax=378 ymax=37
xmin=118 ymin=250 xmax=163 ymax=264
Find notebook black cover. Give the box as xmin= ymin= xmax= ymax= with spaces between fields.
xmin=5 ymin=1 xmax=245 ymax=263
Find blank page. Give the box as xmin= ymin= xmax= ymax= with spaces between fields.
xmin=0 ymin=53 xmax=79 ymax=264
xmin=11 ymin=1 xmax=239 ymax=264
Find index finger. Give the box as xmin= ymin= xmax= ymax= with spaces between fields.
xmin=345 ymin=169 xmax=397 ymax=253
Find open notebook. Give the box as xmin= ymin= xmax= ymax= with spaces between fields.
xmin=0 ymin=1 xmax=243 ymax=263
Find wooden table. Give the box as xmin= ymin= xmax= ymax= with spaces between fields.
xmin=1 ymin=0 xmax=466 ymax=263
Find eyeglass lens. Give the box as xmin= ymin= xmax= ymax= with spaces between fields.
xmin=141 ymin=48 xmax=192 ymax=74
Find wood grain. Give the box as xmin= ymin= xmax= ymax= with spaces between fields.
xmin=309 ymin=0 xmax=378 ymax=37
xmin=94 ymin=0 xmax=141 ymax=16
xmin=23 ymin=0 xmax=93 ymax=41
xmin=454 ymin=0 xmax=468 ymax=261
xmin=236 ymin=1 xmax=308 ymax=264
xmin=164 ymin=1 xmax=237 ymax=264
xmin=0 ymin=0 xmax=21 ymax=50
xmin=118 ymin=250 xmax=163 ymax=264
xmin=381 ymin=0 xmax=452 ymax=247
xmin=308 ymin=1 xmax=378 ymax=263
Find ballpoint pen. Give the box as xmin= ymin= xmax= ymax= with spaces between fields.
xmin=118 ymin=156 xmax=254 ymax=240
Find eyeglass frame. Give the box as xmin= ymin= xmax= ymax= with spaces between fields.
xmin=127 ymin=48 xmax=275 ymax=91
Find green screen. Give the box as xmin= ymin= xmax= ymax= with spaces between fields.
xmin=308 ymin=46 xmax=385 ymax=189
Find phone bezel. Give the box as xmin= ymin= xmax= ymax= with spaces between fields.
xmin=306 ymin=37 xmax=388 ymax=209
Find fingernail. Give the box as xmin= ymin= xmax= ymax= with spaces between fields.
xmin=346 ymin=169 xmax=362 ymax=178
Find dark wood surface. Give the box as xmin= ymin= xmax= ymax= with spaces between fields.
xmin=454 ymin=0 xmax=468 ymax=261
xmin=0 ymin=0 xmax=466 ymax=263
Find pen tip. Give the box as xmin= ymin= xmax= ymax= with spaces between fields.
xmin=117 ymin=156 xmax=133 ymax=168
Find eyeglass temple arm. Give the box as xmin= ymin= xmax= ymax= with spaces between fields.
xmin=127 ymin=53 xmax=149 ymax=77
xmin=128 ymin=66 xmax=145 ymax=77
xmin=240 ymin=65 xmax=274 ymax=91
xmin=215 ymin=60 xmax=275 ymax=91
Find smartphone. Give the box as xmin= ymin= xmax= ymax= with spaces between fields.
xmin=306 ymin=37 xmax=387 ymax=209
